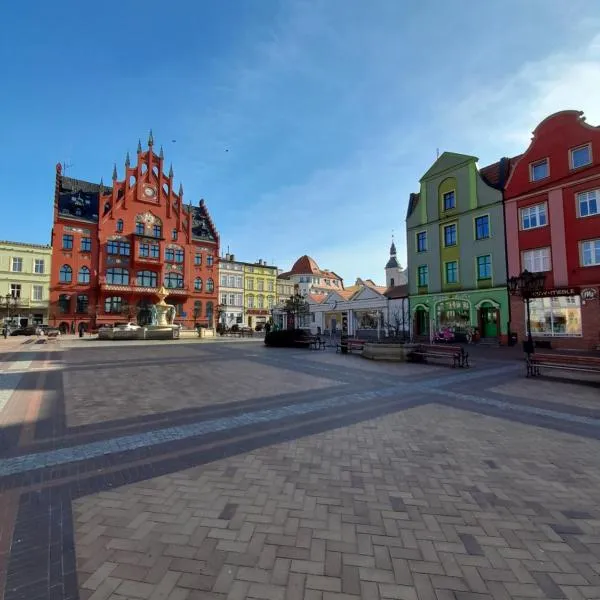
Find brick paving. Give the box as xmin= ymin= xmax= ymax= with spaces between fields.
xmin=0 ymin=338 xmax=599 ymax=599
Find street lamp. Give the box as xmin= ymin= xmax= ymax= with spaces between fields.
xmin=507 ymin=269 xmax=546 ymax=355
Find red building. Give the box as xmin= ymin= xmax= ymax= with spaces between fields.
xmin=504 ymin=111 xmax=600 ymax=350
xmin=50 ymin=134 xmax=220 ymax=333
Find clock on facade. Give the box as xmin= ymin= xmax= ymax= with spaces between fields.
xmin=143 ymin=186 xmax=157 ymax=199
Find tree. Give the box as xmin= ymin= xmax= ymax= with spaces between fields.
xmin=283 ymin=291 xmax=310 ymax=330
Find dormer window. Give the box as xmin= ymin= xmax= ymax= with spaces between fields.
xmin=443 ymin=191 xmax=456 ymax=210
xmin=570 ymin=144 xmax=592 ymax=170
xmin=530 ymin=159 xmax=549 ymax=182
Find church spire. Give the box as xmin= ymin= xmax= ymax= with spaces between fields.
xmin=112 ymin=164 xmax=118 ymax=180
xmin=137 ymin=139 xmax=142 ymax=153
xmin=148 ymin=129 xmax=154 ymax=147
xmin=125 ymin=152 xmax=130 ymax=168
xmin=159 ymin=145 xmax=164 ymax=159
xmin=168 ymin=163 xmax=173 ymax=178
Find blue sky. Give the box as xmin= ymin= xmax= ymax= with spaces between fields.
xmin=2 ymin=1 xmax=599 ymax=284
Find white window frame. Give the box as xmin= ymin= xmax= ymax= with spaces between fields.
xmin=11 ymin=257 xmax=23 ymax=272
xmin=521 ymin=247 xmax=552 ymax=273
xmin=10 ymin=283 xmax=21 ymax=298
xmin=570 ymin=143 xmax=592 ymax=170
xmin=529 ymin=158 xmax=549 ymax=182
xmin=32 ymin=285 xmax=43 ymax=301
xmin=520 ymin=203 xmax=548 ymax=230
xmin=580 ymin=239 xmax=600 ymax=267
xmin=442 ymin=190 xmax=456 ymax=211
xmin=34 ymin=259 xmax=45 ymax=274
xmin=577 ymin=189 xmax=599 ymax=218
xmin=417 ymin=265 xmax=428 ymax=287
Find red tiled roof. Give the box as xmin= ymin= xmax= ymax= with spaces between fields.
xmin=384 ymin=284 xmax=408 ymax=299
xmin=290 ymin=255 xmax=320 ymax=275
xmin=479 ymin=155 xmax=522 ymax=189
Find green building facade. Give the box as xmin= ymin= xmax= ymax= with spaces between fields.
xmin=406 ymin=152 xmax=510 ymax=344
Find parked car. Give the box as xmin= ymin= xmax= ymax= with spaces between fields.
xmin=10 ymin=325 xmax=40 ymax=336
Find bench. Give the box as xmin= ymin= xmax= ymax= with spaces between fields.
xmin=309 ymin=337 xmax=327 ymax=350
xmin=526 ymin=353 xmax=600 ymax=378
xmin=409 ymin=343 xmax=468 ymax=368
xmin=293 ymin=339 xmax=312 ymax=349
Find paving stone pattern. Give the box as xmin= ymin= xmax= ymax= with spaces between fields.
xmin=0 ymin=339 xmax=599 ymax=600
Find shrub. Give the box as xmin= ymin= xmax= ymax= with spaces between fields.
xmin=264 ymin=328 xmax=311 ymax=348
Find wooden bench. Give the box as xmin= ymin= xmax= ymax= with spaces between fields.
xmin=526 ymin=353 xmax=600 ymax=377
xmin=409 ymin=343 xmax=468 ymax=368
xmin=309 ymin=337 xmax=327 ymax=350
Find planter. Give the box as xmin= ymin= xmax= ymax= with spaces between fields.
xmin=362 ymin=342 xmax=419 ymax=362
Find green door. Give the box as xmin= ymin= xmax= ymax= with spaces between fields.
xmin=481 ymin=306 xmax=498 ymax=338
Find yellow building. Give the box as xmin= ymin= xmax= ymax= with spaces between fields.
xmin=0 ymin=240 xmax=52 ymax=326
xmin=243 ymin=259 xmax=277 ymax=328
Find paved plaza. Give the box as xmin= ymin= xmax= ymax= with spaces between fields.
xmin=0 ymin=338 xmax=599 ymax=600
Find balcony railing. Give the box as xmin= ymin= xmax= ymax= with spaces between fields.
xmin=100 ymin=283 xmax=188 ymax=295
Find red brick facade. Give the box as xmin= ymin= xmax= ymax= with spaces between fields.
xmin=50 ymin=137 xmax=219 ymax=333
xmin=504 ymin=111 xmax=600 ymax=350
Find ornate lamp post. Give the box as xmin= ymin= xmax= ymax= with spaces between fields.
xmin=216 ymin=303 xmax=226 ymax=334
xmin=507 ymin=269 xmax=546 ymax=355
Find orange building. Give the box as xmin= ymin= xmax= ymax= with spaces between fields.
xmin=50 ymin=134 xmax=219 ymax=333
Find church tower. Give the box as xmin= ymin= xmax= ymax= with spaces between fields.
xmin=385 ymin=237 xmax=406 ymax=288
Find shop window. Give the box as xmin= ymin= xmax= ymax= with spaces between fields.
xmin=529 ymin=296 xmax=582 ymax=337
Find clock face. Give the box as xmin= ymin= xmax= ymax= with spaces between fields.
xmin=144 ymin=186 xmax=156 ymax=198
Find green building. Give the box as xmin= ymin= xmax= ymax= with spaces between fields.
xmin=406 ymin=152 xmax=511 ymax=344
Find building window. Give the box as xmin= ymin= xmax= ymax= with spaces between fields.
xmin=416 ymin=231 xmax=427 ymax=252
xmin=106 ymin=268 xmax=129 ymax=285
xmin=445 ymin=261 xmax=459 ymax=284
xmin=194 ymin=277 xmax=203 ymax=291
xmin=520 ymin=203 xmax=547 ymax=230
xmin=194 ymin=253 xmax=202 ymax=265
xmin=247 ymin=295 xmax=254 ymax=308
xmin=268 ymin=296 xmax=274 ymax=309
xmin=206 ymin=278 xmax=214 ymax=292
xmin=570 ymin=144 xmax=591 ymax=170
xmin=58 ymin=294 xmax=70 ymax=313
xmin=530 ymin=159 xmax=549 ymax=181
xmin=137 ymin=271 xmax=157 ymax=287
xmin=174 ymin=249 xmax=184 ymax=263
xmin=236 ymin=276 xmax=242 ymax=288
xmin=165 ymin=272 xmax=184 ymax=288
xmin=139 ymin=243 xmax=150 ymax=257
xmin=59 ymin=264 xmax=72 ymax=283
xmin=116 ymin=219 xmax=123 ymax=233
xmin=477 ymin=255 xmax=492 ymax=280
xmin=529 ymin=296 xmax=582 ymax=337
xmin=257 ymin=295 xmax=264 ymax=309
xmin=443 ymin=224 xmax=457 ymax=247
xmin=443 ymin=190 xmax=456 ymax=211
xmin=475 ymin=215 xmax=490 ymax=240
xmin=153 ymin=224 xmax=162 ymax=238
xmin=78 ymin=266 xmax=90 ymax=284
xmin=165 ymin=248 xmax=175 ymax=262
xmin=32 ymin=285 xmax=43 ymax=301
xmin=104 ymin=296 xmax=123 ymax=314
xmin=62 ymin=234 xmax=74 ymax=250
xmin=206 ymin=301 xmax=213 ymax=322
xmin=220 ymin=275 xmax=227 ymax=286
xmin=81 ymin=237 xmax=91 ymax=252
xmin=417 ymin=265 xmax=428 ymax=287
xmin=206 ymin=255 xmax=213 ymax=267
xmin=172 ymin=229 xmax=178 ymax=241
xmin=229 ymin=293 xmax=235 ymax=306
xmin=193 ymin=300 xmax=202 ymax=318
xmin=136 ymin=222 xmax=145 ymax=235
xmin=34 ymin=259 xmax=45 ymax=274
xmin=76 ymin=294 xmax=88 ymax=314
xmin=581 ymin=239 xmax=600 ymax=267
xmin=522 ymin=247 xmax=551 ymax=273
xmin=10 ymin=283 xmax=21 ymax=298
xmin=268 ymin=281 xmax=274 ymax=292
xmin=221 ymin=293 xmax=228 ymax=305
xmin=107 ymin=240 xmax=130 ymax=255
xmin=10 ymin=257 xmax=22 ymax=272
xmin=257 ymin=280 xmax=264 ymax=291
xmin=150 ymin=244 xmax=159 ymax=259
xmin=577 ymin=189 xmax=598 ymax=217
xmin=247 ymin=279 xmax=254 ymax=291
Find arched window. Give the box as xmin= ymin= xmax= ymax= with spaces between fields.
xmin=106 ymin=268 xmax=129 ymax=285
xmin=390 ymin=278 xmax=395 ymax=287
xmin=116 ymin=219 xmax=123 ymax=233
xmin=137 ymin=271 xmax=157 ymax=287
xmin=194 ymin=277 xmax=203 ymax=291
xmin=59 ymin=264 xmax=72 ymax=283
xmin=58 ymin=294 xmax=70 ymax=313
xmin=76 ymin=294 xmax=88 ymax=313
xmin=165 ymin=272 xmax=183 ymax=289
xmin=193 ymin=300 xmax=202 ymax=318
xmin=172 ymin=229 xmax=178 ymax=241
xmin=104 ymin=296 xmax=123 ymax=314
xmin=206 ymin=278 xmax=214 ymax=292
xmin=165 ymin=248 xmax=175 ymax=262
xmin=78 ymin=266 xmax=90 ymax=284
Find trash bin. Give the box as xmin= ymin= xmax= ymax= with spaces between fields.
xmin=509 ymin=332 xmax=518 ymax=347
xmin=340 ymin=334 xmax=348 ymax=354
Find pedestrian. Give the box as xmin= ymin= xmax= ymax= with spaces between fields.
xmin=2 ymin=326 xmax=7 ymax=339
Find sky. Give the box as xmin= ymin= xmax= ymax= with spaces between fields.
xmin=1 ymin=0 xmax=600 ymax=284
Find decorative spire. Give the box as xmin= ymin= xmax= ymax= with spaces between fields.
xmin=390 ymin=238 xmax=396 ymax=257
xmin=137 ymin=139 xmax=142 ymax=153
xmin=178 ymin=182 xmax=183 ymax=196
xmin=168 ymin=163 xmax=173 ymax=178
xmin=159 ymin=145 xmax=164 ymax=159
xmin=99 ymin=178 xmax=104 ymax=194
xmin=148 ymin=129 xmax=154 ymax=146
xmin=112 ymin=164 xmax=117 ymax=180
xmin=125 ymin=152 xmax=130 ymax=168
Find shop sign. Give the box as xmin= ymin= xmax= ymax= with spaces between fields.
xmin=532 ymin=287 xmax=579 ymax=298
xmin=581 ymin=287 xmax=598 ymax=301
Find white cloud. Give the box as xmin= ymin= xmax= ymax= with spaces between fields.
xmin=452 ymin=33 xmax=600 ymax=157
